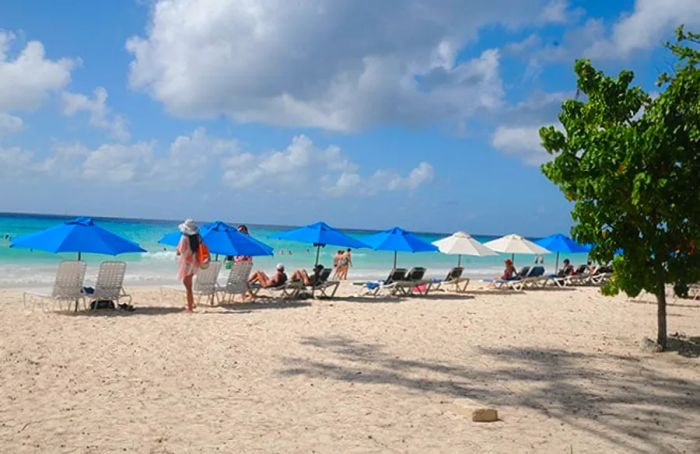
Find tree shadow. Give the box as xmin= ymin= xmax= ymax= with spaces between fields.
xmin=667 ymin=334 xmax=700 ymax=358
xmin=279 ymin=335 xmax=700 ymax=453
xmin=625 ymin=298 xmax=700 ymax=309
xmin=61 ymin=306 xmax=185 ymax=317
xmin=219 ymin=301 xmax=311 ymax=311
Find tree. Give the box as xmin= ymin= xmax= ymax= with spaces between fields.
xmin=539 ymin=27 xmax=700 ymax=350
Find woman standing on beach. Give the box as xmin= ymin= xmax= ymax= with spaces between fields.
xmin=177 ymin=219 xmax=203 ymax=313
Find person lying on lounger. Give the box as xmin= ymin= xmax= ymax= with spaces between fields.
xmin=248 ymin=264 xmax=287 ymax=288
xmin=290 ymin=264 xmax=325 ymax=286
xmin=557 ymin=259 xmax=575 ymax=277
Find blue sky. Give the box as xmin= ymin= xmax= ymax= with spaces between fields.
xmin=0 ymin=0 xmax=697 ymax=235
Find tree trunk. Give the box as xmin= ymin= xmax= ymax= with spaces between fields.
xmin=656 ymin=288 xmax=667 ymax=351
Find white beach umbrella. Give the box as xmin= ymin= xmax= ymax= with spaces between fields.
xmin=483 ymin=233 xmax=550 ymax=261
xmin=432 ymin=231 xmax=497 ymax=266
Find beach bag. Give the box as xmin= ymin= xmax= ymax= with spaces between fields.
xmin=198 ymin=242 xmax=211 ymax=269
xmin=90 ymin=300 xmax=115 ymax=310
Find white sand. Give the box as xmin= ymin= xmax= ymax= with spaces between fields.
xmin=1 ymin=284 xmax=699 ymax=453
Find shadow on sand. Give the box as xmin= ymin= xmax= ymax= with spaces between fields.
xmin=279 ymin=335 xmax=700 ymax=453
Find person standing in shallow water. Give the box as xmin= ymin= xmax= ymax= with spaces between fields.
xmin=176 ymin=219 xmax=202 ymax=313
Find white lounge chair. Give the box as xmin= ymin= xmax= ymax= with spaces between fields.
xmin=23 ymin=260 xmax=87 ymax=312
xmin=84 ymin=261 xmax=132 ymax=310
xmin=161 ymin=262 xmax=222 ymax=306
xmin=217 ymin=261 xmax=253 ymax=304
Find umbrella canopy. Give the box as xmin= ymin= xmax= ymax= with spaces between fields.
xmin=535 ymin=233 xmax=590 ymax=270
xmin=535 ymin=233 xmax=590 ymax=253
xmin=483 ymin=233 xmax=550 ymax=261
xmin=276 ymin=221 xmax=367 ymax=248
xmin=275 ymin=221 xmax=368 ymax=266
xmin=432 ymin=231 xmax=497 ymax=266
xmin=159 ymin=221 xmax=273 ymax=257
xmin=10 ymin=217 xmax=146 ymax=259
xmin=363 ymin=226 xmax=438 ymax=268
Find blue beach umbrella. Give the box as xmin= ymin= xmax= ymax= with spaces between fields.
xmin=362 ymin=226 xmax=439 ymax=269
xmin=159 ymin=221 xmax=273 ymax=257
xmin=275 ymin=221 xmax=368 ymax=266
xmin=535 ymin=233 xmax=590 ymax=271
xmin=10 ymin=217 xmax=146 ymax=260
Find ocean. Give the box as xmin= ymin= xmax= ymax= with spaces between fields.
xmin=0 ymin=213 xmax=590 ymax=288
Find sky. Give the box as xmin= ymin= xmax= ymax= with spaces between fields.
xmin=0 ymin=0 xmax=698 ymax=235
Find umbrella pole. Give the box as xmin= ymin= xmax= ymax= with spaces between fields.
xmin=312 ymin=244 xmax=322 ymax=299
xmin=393 ymin=251 xmax=397 ymax=269
xmin=457 ymin=254 xmax=462 ymax=267
xmin=74 ymin=251 xmax=82 ymax=312
xmin=511 ymin=252 xmax=515 ymax=262
xmin=555 ymin=252 xmax=560 ymax=272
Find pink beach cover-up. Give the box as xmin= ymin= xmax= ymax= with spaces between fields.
xmin=177 ymin=235 xmax=199 ymax=280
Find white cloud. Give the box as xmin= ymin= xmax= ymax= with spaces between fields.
xmin=525 ymin=0 xmax=700 ymax=67
xmin=0 ymin=112 xmax=23 ymax=137
xmin=82 ymin=142 xmax=154 ymax=182
xmin=221 ymin=134 xmax=432 ymax=196
xmin=539 ymin=0 xmax=569 ymax=23
xmin=0 ymin=146 xmax=34 ymax=176
xmin=126 ymin=0 xmax=562 ymax=131
xmin=61 ymin=87 xmax=130 ymax=140
xmin=0 ymin=32 xmax=74 ymax=112
xmin=587 ymin=0 xmax=700 ymax=59
xmin=491 ymin=126 xmax=550 ymax=165
xmin=5 ymin=129 xmax=431 ymax=196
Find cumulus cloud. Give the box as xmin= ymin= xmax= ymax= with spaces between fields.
xmin=0 ymin=112 xmax=23 ymax=137
xmin=491 ymin=126 xmax=550 ymax=165
xmin=126 ymin=0 xmax=564 ymax=131
xmin=5 ymin=129 xmax=432 ymax=196
xmin=525 ymin=0 xmax=700 ymax=68
xmin=0 ymin=31 xmax=74 ymax=112
xmin=61 ymin=87 xmax=130 ymax=140
xmin=0 ymin=146 xmax=34 ymax=176
xmin=221 ymin=135 xmax=433 ymax=196
xmin=587 ymin=0 xmax=700 ymax=59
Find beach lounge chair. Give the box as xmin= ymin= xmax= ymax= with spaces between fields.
xmin=161 ymin=261 xmax=222 ymax=306
xmin=217 ymin=261 xmax=253 ymax=304
xmin=83 ymin=261 xmax=132 ymax=310
xmin=249 ymin=281 xmax=304 ymax=300
xmin=430 ymin=267 xmax=470 ymax=293
xmin=23 ymin=260 xmax=87 ymax=311
xmin=486 ymin=266 xmax=530 ymax=289
xmin=305 ymin=268 xmax=340 ymax=298
xmin=507 ymin=266 xmax=546 ymax=291
xmin=358 ymin=268 xmax=408 ymax=296
xmin=385 ymin=267 xmax=431 ymax=296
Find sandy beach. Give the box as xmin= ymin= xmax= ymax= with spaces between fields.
xmin=1 ymin=284 xmax=698 ymax=453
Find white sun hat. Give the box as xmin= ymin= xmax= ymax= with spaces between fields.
xmin=178 ymin=219 xmax=199 ymax=235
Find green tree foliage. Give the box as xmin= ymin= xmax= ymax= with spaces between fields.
xmin=540 ymin=27 xmax=700 ymax=350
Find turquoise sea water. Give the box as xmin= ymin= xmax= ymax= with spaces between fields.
xmin=0 ymin=213 xmax=590 ymax=288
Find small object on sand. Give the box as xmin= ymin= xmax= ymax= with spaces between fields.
xmin=639 ymin=337 xmax=662 ymax=353
xmin=472 ymin=408 xmax=498 ymax=422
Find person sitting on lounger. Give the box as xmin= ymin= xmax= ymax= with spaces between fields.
xmin=500 ymin=259 xmax=517 ymax=280
xmin=557 ymin=259 xmax=575 ymax=277
xmin=248 ymin=264 xmax=287 ymax=288
xmin=290 ymin=264 xmax=325 ymax=286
